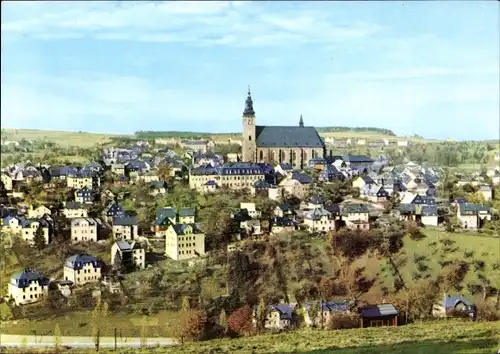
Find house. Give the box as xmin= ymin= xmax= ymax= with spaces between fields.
xmin=26 ymin=205 xmax=52 ymax=219
xmin=181 ymin=140 xmax=213 ymax=154
xmin=152 ymin=207 xmax=177 ymax=236
xmin=112 ymin=215 xmax=139 ymax=240
xmin=178 ymin=208 xmax=196 ymax=224
xmin=74 ymin=186 xmax=93 ymax=204
xmin=135 ymin=171 xmax=160 ymax=184
xmin=251 ymin=180 xmax=280 ymax=200
xmin=456 ymin=203 xmax=491 ymax=229
xmin=114 ymin=175 xmax=130 ymax=187
xmin=8 ymin=268 xmax=50 ymax=305
xmin=303 ymin=208 xmax=334 ymax=233
xmin=13 ymin=218 xmax=51 ymax=245
xmin=239 ymin=202 xmax=261 ymax=219
xmin=432 ymin=294 xmax=476 ymax=320
xmin=148 ymin=181 xmax=169 ymax=196
xmin=255 ymin=304 xmax=294 ymax=331
xmin=71 ymin=218 xmax=100 ymax=243
xmin=111 ymin=163 xmax=126 ymax=175
xmin=341 ymin=203 xmax=370 ymax=230
xmin=270 ymin=217 xmax=297 ymax=234
xmin=274 ymin=204 xmax=296 ymax=219
xmin=359 ymin=304 xmax=399 ymax=328
xmin=202 ymin=180 xmax=218 ymax=194
xmin=420 ymin=205 xmax=439 ymax=226
xmin=303 ymin=301 xmax=351 ymax=328
xmin=352 ymin=175 xmax=376 ymax=190
xmin=361 ymin=185 xmax=389 ymax=203
xmin=1 ymin=173 xmax=13 ymax=191
xmin=62 ymin=202 xmax=88 ymax=218
xmin=102 ymin=201 xmax=125 ymax=222
xmin=63 ymin=254 xmax=102 ymax=286
xmin=319 ymin=164 xmax=344 ymax=182
xmin=67 ymin=172 xmax=100 ymax=189
xmin=111 ymin=240 xmax=146 ymax=271
xmin=280 ymin=172 xmax=313 ymax=199
xmin=164 ymin=223 xmax=206 ymax=261
xmin=479 ymin=185 xmax=493 ymax=202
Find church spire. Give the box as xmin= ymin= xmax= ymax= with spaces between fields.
xmin=299 ymin=114 xmax=304 ymax=127
xmin=243 ymin=85 xmax=255 ymax=116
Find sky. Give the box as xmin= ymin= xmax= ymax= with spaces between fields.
xmin=1 ymin=1 xmax=499 ymax=140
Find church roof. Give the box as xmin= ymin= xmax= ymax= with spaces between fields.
xmin=255 ymin=125 xmax=324 ymax=148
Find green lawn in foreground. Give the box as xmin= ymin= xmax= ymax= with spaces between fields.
xmin=0 ymin=310 xmax=180 ymax=338
xmin=3 ymin=320 xmax=499 ymax=354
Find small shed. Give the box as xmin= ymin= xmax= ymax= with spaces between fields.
xmin=359 ymin=304 xmax=399 ymax=328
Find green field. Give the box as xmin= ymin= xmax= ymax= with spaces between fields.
xmin=1 ymin=128 xmax=438 ymax=149
xmin=3 ymin=320 xmax=499 ymax=354
xmin=1 ymin=129 xmax=129 ymax=148
xmin=0 ymin=310 xmax=180 ymax=338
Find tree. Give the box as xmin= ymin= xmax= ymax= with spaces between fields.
xmin=54 ymin=323 xmax=61 ymax=350
xmin=179 ymin=310 xmax=208 ymax=341
xmin=256 ymin=298 xmax=267 ymax=334
xmin=228 ymin=305 xmax=254 ymax=337
xmin=140 ymin=316 xmax=148 ymax=347
xmin=33 ymin=226 xmax=46 ymax=253
xmin=157 ymin=162 xmax=173 ymax=181
xmin=218 ymin=309 xmax=228 ymax=335
xmin=309 ymin=300 xmax=320 ymax=328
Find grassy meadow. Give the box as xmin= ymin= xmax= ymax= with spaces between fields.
xmin=3 ymin=320 xmax=499 ymax=354
xmin=1 ymin=129 xmax=129 ymax=148
xmin=0 ymin=310 xmax=181 ymax=338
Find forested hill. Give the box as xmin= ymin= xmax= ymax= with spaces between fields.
xmin=315 ymin=127 xmax=395 ymax=136
xmin=134 ymin=127 xmax=395 ymax=139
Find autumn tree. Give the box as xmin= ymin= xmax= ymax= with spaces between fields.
xmin=179 ymin=310 xmax=208 ymax=341
xmin=228 ymin=305 xmax=254 ymax=337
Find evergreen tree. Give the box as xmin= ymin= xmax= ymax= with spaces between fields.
xmin=33 ymin=226 xmax=46 ymax=253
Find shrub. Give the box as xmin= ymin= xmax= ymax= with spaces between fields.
xmin=327 ymin=313 xmax=359 ymax=330
xmin=476 ymin=303 xmax=500 ymax=322
xmin=179 ymin=310 xmax=208 ymax=341
xmin=228 ymin=305 xmax=254 ymax=337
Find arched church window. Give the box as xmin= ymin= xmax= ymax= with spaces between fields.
xmin=249 ymin=135 xmax=252 ymax=141
xmin=259 ymin=150 xmax=264 ymax=161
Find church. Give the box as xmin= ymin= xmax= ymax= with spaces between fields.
xmin=241 ymin=87 xmax=325 ymax=169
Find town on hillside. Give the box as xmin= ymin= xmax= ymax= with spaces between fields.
xmin=0 ymin=90 xmax=499 ymax=344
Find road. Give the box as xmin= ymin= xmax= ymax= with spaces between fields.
xmin=0 ymin=333 xmax=178 ymax=348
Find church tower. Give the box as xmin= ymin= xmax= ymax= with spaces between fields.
xmin=242 ymin=86 xmax=256 ymax=162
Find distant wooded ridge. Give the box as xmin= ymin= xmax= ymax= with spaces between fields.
xmin=134 ymin=127 xmax=396 ymax=139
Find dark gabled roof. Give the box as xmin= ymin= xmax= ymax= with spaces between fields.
xmin=64 ymin=201 xmax=85 ymax=209
xmin=178 ymin=208 xmax=195 ymax=217
xmin=342 ymin=155 xmax=374 ymax=163
xmin=279 ymin=163 xmax=294 ymax=171
xmin=149 ymin=181 xmax=167 ymax=189
xmin=278 ymin=204 xmax=294 ymax=213
xmin=232 ymin=209 xmax=253 ymax=222
xmin=361 ymin=176 xmax=375 ymax=184
xmin=309 ymin=195 xmax=324 ymax=205
xmin=421 ymin=205 xmax=438 ymax=216
xmin=204 ymin=180 xmax=218 ymax=186
xmin=112 ymin=215 xmax=138 ymax=226
xmin=271 ymin=216 xmax=296 ymax=227
xmin=254 ymin=179 xmax=271 ymax=189
xmin=458 ymin=203 xmax=491 ymax=215
xmin=267 ymin=304 xmax=294 ymax=320
xmin=255 ymin=125 xmax=324 ymax=148
xmin=12 ymin=268 xmax=50 ymax=288
xmin=304 ymin=208 xmax=331 ymax=220
xmin=156 ymin=207 xmax=176 ymax=220
xmin=443 ymin=295 xmax=473 ymax=308
xmin=172 ymin=223 xmax=202 ymax=235
xmin=342 ymin=203 xmax=369 ymax=214
xmin=325 ymin=204 xmax=341 ymax=215
xmin=359 ymin=304 xmax=398 ymax=318
xmin=398 ymin=203 xmax=416 ymax=213
xmin=65 ymin=254 xmax=100 ymax=270
xmin=291 ymin=172 xmax=313 ymax=184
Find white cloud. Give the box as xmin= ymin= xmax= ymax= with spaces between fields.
xmin=1 ymin=2 xmax=382 ymax=46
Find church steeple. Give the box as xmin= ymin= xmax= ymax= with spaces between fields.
xmin=299 ymin=114 xmax=304 ymax=127
xmin=243 ymin=85 xmax=255 ymax=116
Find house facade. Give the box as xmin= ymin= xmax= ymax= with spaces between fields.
xmin=71 ymin=218 xmax=99 ymax=243
xmin=8 ymin=268 xmax=50 ymax=305
xmin=63 ymin=254 xmax=102 ymax=286
xmin=164 ymin=224 xmax=205 ymax=261
xmin=111 ymin=240 xmax=146 ymax=271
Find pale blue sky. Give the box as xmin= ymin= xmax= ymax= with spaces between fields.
xmin=1 ymin=1 xmax=499 ymax=140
